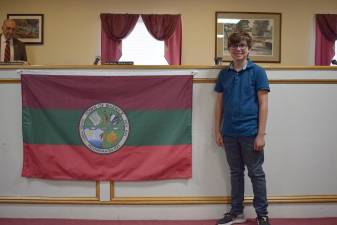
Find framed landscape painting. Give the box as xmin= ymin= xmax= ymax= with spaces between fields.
xmin=7 ymin=14 xmax=44 ymax=44
xmin=215 ymin=12 xmax=281 ymax=63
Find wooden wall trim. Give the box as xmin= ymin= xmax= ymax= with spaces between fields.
xmin=0 ymin=65 xmax=336 ymax=70
xmin=1 ymin=195 xmax=337 ymax=205
xmin=96 ymin=181 xmax=100 ymax=200
xmin=194 ymin=78 xmax=337 ymax=84
xmin=2 ymin=78 xmax=337 ymax=84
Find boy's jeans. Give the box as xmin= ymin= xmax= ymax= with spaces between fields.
xmin=223 ymin=136 xmax=268 ymax=216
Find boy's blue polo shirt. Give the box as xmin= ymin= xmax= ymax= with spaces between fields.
xmin=214 ymin=60 xmax=270 ymax=137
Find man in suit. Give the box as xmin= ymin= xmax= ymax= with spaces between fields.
xmin=1 ymin=19 xmax=27 ymax=62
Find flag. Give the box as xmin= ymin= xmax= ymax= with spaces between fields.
xmin=21 ymin=74 xmax=192 ymax=181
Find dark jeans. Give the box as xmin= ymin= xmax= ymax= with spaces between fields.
xmin=223 ymin=136 xmax=268 ymax=216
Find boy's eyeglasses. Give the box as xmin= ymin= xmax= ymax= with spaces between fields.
xmin=229 ymin=44 xmax=248 ymax=50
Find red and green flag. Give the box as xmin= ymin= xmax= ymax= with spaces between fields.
xmin=21 ymin=74 xmax=192 ymax=181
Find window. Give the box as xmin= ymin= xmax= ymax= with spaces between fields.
xmin=119 ymin=17 xmax=168 ymax=65
xmin=332 ymin=41 xmax=337 ymax=65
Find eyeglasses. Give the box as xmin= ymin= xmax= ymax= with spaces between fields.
xmin=229 ymin=44 xmax=248 ymax=50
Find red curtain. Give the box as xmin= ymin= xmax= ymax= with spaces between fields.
xmin=141 ymin=14 xmax=182 ymax=65
xmin=315 ymin=14 xmax=337 ymax=65
xmin=100 ymin=14 xmax=139 ymax=63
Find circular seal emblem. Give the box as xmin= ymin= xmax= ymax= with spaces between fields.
xmin=79 ymin=103 xmax=129 ymax=154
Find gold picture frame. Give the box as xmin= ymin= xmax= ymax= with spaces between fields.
xmin=7 ymin=14 xmax=44 ymax=45
xmin=215 ymin=12 xmax=281 ymax=63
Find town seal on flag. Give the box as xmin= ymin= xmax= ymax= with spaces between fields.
xmin=79 ymin=103 xmax=129 ymax=154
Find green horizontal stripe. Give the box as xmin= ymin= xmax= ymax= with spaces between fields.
xmin=22 ymin=108 xmax=191 ymax=146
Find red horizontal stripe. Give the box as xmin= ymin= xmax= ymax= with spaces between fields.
xmin=22 ymin=144 xmax=192 ymax=181
xmin=21 ymin=75 xmax=192 ymax=110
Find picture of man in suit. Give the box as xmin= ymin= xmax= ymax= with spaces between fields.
xmin=1 ymin=19 xmax=27 ymax=62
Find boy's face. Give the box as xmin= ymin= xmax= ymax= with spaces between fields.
xmin=229 ymin=40 xmax=249 ymax=62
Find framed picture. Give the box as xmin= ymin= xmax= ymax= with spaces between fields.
xmin=215 ymin=12 xmax=281 ymax=63
xmin=7 ymin=14 xmax=44 ymax=44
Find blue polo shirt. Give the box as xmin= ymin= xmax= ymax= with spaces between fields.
xmin=214 ymin=60 xmax=270 ymax=137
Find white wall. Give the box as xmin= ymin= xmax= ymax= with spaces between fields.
xmin=0 ymin=66 xmax=337 ymax=219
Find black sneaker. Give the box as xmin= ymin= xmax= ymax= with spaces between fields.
xmin=216 ymin=212 xmax=246 ymax=225
xmin=257 ymin=216 xmax=270 ymax=225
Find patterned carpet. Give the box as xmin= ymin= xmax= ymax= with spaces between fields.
xmin=1 ymin=218 xmax=337 ymax=225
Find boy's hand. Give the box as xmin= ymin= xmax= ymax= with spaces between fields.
xmin=215 ymin=132 xmax=224 ymax=147
xmin=254 ymin=134 xmax=265 ymax=151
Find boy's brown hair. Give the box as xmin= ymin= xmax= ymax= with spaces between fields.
xmin=228 ymin=32 xmax=253 ymax=49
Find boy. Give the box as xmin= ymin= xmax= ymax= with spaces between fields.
xmin=214 ymin=32 xmax=270 ymax=225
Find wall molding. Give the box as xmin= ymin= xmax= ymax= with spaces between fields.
xmin=1 ymin=195 xmax=337 ymax=205
xmin=1 ymin=181 xmax=336 ymax=204
xmin=193 ymin=78 xmax=337 ymax=84
xmin=0 ymin=65 xmax=336 ymax=70
xmin=0 ymin=181 xmax=100 ymax=204
xmin=2 ymin=78 xmax=337 ymax=84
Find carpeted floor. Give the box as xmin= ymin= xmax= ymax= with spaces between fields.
xmin=1 ymin=218 xmax=337 ymax=225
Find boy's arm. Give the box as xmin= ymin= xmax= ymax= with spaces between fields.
xmin=215 ymin=92 xmax=224 ymax=147
xmin=255 ymin=90 xmax=268 ymax=151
